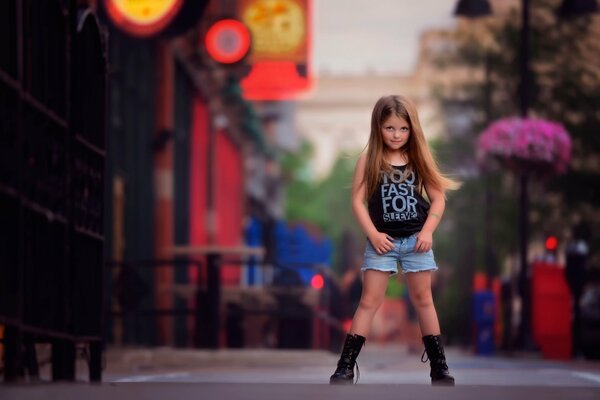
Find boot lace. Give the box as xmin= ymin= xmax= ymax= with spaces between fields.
xmin=421 ymin=337 xmax=448 ymax=368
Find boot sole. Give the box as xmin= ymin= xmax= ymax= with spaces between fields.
xmin=431 ymin=379 xmax=455 ymax=386
xmin=330 ymin=378 xmax=354 ymax=385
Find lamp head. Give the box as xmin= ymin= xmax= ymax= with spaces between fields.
xmin=454 ymin=0 xmax=492 ymax=18
xmin=557 ymin=0 xmax=598 ymax=18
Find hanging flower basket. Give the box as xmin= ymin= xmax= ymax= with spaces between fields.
xmin=477 ymin=117 xmax=571 ymax=175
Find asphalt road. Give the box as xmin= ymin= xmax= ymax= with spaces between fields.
xmin=3 ymin=382 xmax=600 ymax=400
xmin=3 ymin=345 xmax=600 ymax=400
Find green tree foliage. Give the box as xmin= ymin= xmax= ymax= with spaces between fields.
xmin=281 ymin=142 xmax=361 ymax=273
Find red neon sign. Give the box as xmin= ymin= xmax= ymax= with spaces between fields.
xmin=205 ymin=19 xmax=251 ymax=64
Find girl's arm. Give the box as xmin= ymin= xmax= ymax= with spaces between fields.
xmin=352 ymin=153 xmax=394 ymax=254
xmin=415 ymin=182 xmax=446 ymax=253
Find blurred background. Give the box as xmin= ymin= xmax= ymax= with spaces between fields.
xmin=1 ymin=0 xmax=599 ymax=383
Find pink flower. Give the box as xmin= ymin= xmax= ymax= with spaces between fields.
xmin=477 ymin=117 xmax=571 ymax=174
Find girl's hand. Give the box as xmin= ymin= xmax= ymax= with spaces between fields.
xmin=415 ymin=230 xmax=433 ymax=253
xmin=369 ymin=232 xmax=395 ymax=255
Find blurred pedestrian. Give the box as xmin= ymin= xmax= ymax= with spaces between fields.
xmin=329 ymin=95 xmax=460 ymax=386
xmin=565 ymin=222 xmax=590 ymax=357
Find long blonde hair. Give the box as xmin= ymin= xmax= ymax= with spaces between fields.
xmin=363 ymin=95 xmax=460 ymax=199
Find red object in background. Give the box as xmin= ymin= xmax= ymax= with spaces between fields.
xmin=241 ymin=61 xmax=313 ymax=100
xmin=545 ymin=236 xmax=558 ymax=252
xmin=205 ymin=19 xmax=251 ymax=64
xmin=190 ymin=97 xmax=210 ymax=283
xmin=473 ymin=271 xmax=488 ymax=291
xmin=342 ymin=319 xmax=352 ymax=333
xmin=238 ymin=0 xmax=314 ymax=100
xmin=311 ymin=274 xmax=324 ymax=290
xmin=190 ymin=100 xmax=244 ymax=286
xmin=491 ymin=277 xmax=503 ymax=347
xmin=216 ymin=131 xmax=244 ymax=286
xmin=531 ymin=261 xmax=572 ymax=359
xmin=188 ymin=97 xmax=210 ymax=339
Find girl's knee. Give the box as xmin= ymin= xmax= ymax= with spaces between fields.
xmin=358 ymin=294 xmax=384 ymax=311
xmin=410 ymin=289 xmax=433 ymax=309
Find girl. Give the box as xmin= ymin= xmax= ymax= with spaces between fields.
xmin=329 ymin=95 xmax=459 ymax=386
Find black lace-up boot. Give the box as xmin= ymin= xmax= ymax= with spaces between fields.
xmin=422 ymin=334 xmax=455 ymax=386
xmin=329 ymin=333 xmax=366 ymax=384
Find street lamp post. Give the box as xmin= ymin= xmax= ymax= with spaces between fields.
xmin=516 ymin=0 xmax=533 ymax=350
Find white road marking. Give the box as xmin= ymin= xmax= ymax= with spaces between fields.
xmin=572 ymin=372 xmax=600 ymax=385
xmin=114 ymin=372 xmax=191 ymax=382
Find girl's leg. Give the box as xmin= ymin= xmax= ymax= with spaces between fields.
xmin=350 ymin=270 xmax=390 ymax=337
xmin=405 ymin=271 xmax=439 ymax=335
xmin=406 ymin=271 xmax=454 ymax=385
xmin=330 ymin=269 xmax=388 ymax=384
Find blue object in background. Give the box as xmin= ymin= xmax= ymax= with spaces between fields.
xmin=244 ymin=216 xmax=263 ymax=285
xmin=473 ymin=291 xmax=495 ymax=324
xmin=273 ymin=221 xmax=332 ymax=286
xmin=476 ymin=324 xmax=495 ymax=356
xmin=473 ymin=290 xmax=495 ymax=355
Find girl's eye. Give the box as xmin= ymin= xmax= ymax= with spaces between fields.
xmin=400 ymin=127 xmax=409 ymax=132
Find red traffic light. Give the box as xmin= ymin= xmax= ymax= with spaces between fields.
xmin=545 ymin=236 xmax=558 ymax=252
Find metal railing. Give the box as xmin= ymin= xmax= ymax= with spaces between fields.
xmin=105 ymin=252 xmax=346 ymax=351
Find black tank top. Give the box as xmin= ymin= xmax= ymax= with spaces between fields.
xmin=367 ymin=165 xmax=430 ymax=238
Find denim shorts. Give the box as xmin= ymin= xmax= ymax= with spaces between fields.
xmin=361 ymin=233 xmax=438 ymax=275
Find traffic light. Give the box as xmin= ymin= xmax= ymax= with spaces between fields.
xmin=544 ymin=235 xmax=559 ymax=263
xmin=545 ymin=236 xmax=558 ymax=252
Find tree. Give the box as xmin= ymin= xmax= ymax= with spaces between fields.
xmin=281 ymin=142 xmax=362 ymax=273
xmin=429 ymin=0 xmax=600 ymax=343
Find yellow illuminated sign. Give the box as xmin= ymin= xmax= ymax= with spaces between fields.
xmin=104 ymin=0 xmax=183 ymax=36
xmin=112 ymin=0 xmax=179 ymax=24
xmin=241 ymin=0 xmax=307 ymax=62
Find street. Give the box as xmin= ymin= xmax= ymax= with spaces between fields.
xmin=3 ymin=345 xmax=600 ymax=400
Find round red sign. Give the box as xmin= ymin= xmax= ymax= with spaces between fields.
xmin=205 ymin=19 xmax=251 ymax=64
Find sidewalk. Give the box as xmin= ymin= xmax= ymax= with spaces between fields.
xmin=103 ymin=346 xmax=338 ymax=376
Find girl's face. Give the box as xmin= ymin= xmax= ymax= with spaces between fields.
xmin=380 ymin=114 xmax=410 ymax=151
